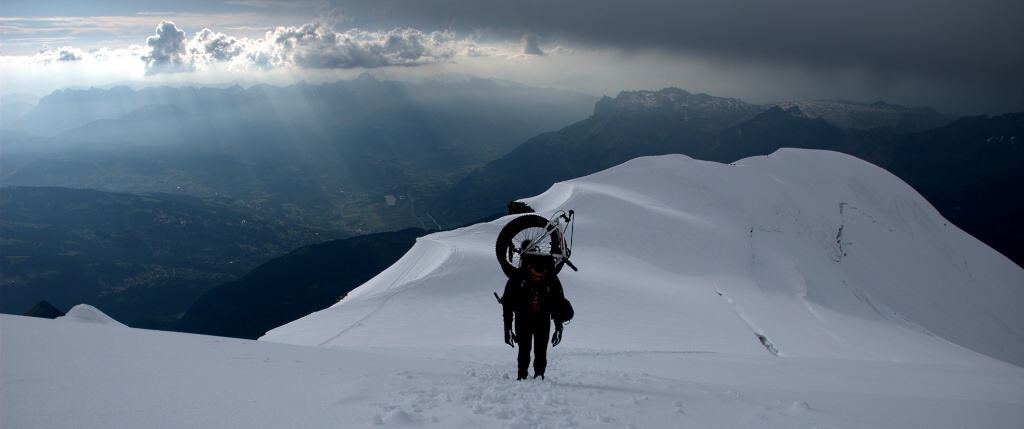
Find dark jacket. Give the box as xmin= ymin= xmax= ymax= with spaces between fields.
xmin=502 ymin=272 xmax=567 ymax=331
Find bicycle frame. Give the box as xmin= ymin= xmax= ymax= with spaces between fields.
xmin=523 ymin=210 xmax=576 ymax=272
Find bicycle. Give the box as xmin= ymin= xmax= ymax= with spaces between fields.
xmin=494 ymin=209 xmax=578 ymax=279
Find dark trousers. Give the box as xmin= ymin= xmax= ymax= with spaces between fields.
xmin=515 ymin=315 xmax=551 ymax=379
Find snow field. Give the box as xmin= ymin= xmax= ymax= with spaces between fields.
xmin=5 ymin=313 xmax=1024 ymax=429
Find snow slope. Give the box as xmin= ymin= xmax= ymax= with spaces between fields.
xmin=265 ymin=149 xmax=1024 ymax=368
xmin=4 ymin=149 xmax=1024 ymax=429
xmin=4 ymin=313 xmax=1024 ymax=428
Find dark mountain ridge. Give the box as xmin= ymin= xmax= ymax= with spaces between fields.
xmin=176 ymin=228 xmax=428 ymax=339
xmin=438 ymin=88 xmax=764 ymax=221
xmin=771 ymin=99 xmax=954 ymax=133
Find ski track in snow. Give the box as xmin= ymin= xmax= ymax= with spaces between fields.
xmin=316 ymin=238 xmax=458 ymax=347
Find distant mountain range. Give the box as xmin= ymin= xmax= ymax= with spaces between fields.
xmin=434 ymin=89 xmax=958 ymax=220
xmin=437 ymin=88 xmax=763 ymax=220
xmin=770 ymin=100 xmax=954 ymax=133
xmin=2 ymin=75 xmax=599 ymax=234
xmin=2 ymin=80 xmax=1020 ymax=339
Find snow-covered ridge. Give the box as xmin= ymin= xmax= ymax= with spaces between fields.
xmin=56 ymin=304 xmax=128 ymax=328
xmin=263 ymin=149 xmax=1024 ymax=367
xmin=595 ymin=87 xmax=760 ymax=123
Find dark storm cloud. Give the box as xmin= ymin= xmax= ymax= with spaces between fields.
xmin=339 ymin=0 xmax=1023 ymax=111
xmin=347 ymin=0 xmax=1022 ymax=76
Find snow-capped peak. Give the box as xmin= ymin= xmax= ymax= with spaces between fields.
xmin=770 ymin=100 xmax=948 ymax=131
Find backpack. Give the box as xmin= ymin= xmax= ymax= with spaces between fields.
xmin=520 ymin=279 xmax=573 ymax=324
xmin=553 ymin=296 xmax=574 ymax=325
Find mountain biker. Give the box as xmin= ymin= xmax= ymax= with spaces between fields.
xmin=501 ymin=251 xmax=569 ymax=380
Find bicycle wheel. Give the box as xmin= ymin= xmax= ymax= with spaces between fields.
xmin=495 ymin=214 xmax=563 ymax=278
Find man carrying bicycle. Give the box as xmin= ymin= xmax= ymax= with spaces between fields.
xmin=500 ymin=252 xmax=569 ymax=380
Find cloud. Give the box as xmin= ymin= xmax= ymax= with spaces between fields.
xmin=315 ymin=5 xmax=351 ymax=27
xmin=139 ymin=15 xmax=466 ymax=74
xmin=191 ymin=29 xmax=245 ymax=63
xmin=142 ymin=21 xmax=193 ymax=74
xmin=521 ymin=34 xmax=543 ymax=56
xmin=35 ymin=45 xmax=84 ymax=62
xmin=9 ymin=1 xmax=1016 ymax=114
xmin=26 ymin=45 xmax=143 ymax=65
xmin=268 ymin=22 xmax=450 ymax=69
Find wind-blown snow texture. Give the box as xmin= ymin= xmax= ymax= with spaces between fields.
xmin=4 ymin=149 xmax=1024 ymax=428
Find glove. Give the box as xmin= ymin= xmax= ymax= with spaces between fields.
xmin=551 ymin=326 xmax=563 ymax=347
xmin=504 ymin=330 xmax=517 ymax=347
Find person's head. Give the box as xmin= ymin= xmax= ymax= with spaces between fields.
xmin=522 ymin=252 xmax=553 ymax=280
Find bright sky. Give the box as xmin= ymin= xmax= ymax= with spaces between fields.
xmin=2 ymin=0 xmax=1021 ymax=115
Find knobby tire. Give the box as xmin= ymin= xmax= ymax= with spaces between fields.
xmin=495 ymin=214 xmax=563 ymax=278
